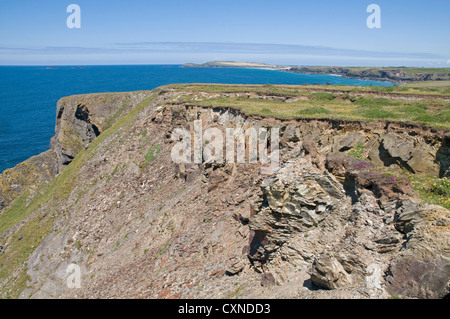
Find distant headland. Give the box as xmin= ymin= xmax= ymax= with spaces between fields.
xmin=182 ymin=61 xmax=290 ymax=71
xmin=182 ymin=61 xmax=450 ymax=83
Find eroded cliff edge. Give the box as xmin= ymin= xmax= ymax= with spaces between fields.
xmin=0 ymin=91 xmax=153 ymax=214
xmin=0 ymin=84 xmax=448 ymax=299
xmin=183 ymin=62 xmax=450 ymax=82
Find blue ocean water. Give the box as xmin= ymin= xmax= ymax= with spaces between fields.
xmin=0 ymin=65 xmax=393 ymax=172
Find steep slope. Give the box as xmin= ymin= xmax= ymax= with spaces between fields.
xmin=0 ymin=91 xmax=152 ymax=214
xmin=0 ymin=84 xmax=449 ymax=299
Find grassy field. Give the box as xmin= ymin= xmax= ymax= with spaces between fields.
xmin=173 ymin=82 xmax=450 ymax=96
xmin=168 ymin=83 xmax=450 ymax=129
xmin=401 ymin=68 xmax=450 ymax=75
xmin=411 ymin=175 xmax=450 ymax=210
xmin=400 ymin=80 xmax=450 ymax=89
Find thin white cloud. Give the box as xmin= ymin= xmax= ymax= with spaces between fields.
xmin=0 ymin=42 xmax=446 ymax=67
xmin=112 ymin=42 xmax=441 ymax=60
xmin=0 ymin=42 xmax=442 ymax=59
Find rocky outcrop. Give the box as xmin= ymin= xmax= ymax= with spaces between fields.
xmin=0 ymin=150 xmax=58 ymax=213
xmin=288 ymin=66 xmax=450 ymax=82
xmin=247 ymin=149 xmax=448 ymax=298
xmin=248 ymin=158 xmax=346 ymax=268
xmin=437 ymin=133 xmax=450 ymax=177
xmin=378 ymin=133 xmax=441 ymax=175
xmin=0 ymin=85 xmax=448 ymax=299
xmin=387 ymin=203 xmax=450 ymax=299
xmin=0 ymin=91 xmax=151 ymax=213
xmin=311 ymin=254 xmax=353 ymax=290
xmin=50 ymin=92 xmax=149 ymax=170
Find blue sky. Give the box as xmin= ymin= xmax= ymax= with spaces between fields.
xmin=0 ymin=0 xmax=449 ymax=66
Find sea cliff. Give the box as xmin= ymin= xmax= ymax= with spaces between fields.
xmin=183 ymin=62 xmax=450 ymax=83
xmin=0 ymin=84 xmax=449 ymax=299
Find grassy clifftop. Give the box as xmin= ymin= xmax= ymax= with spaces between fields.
xmin=288 ymin=66 xmax=450 ymax=82
xmin=168 ymin=83 xmax=450 ymax=129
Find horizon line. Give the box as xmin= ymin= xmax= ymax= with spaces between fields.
xmin=1 ymin=62 xmax=450 ymax=69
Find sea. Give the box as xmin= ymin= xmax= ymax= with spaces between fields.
xmin=0 ymin=65 xmax=394 ymax=172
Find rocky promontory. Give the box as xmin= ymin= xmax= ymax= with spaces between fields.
xmin=0 ymin=84 xmax=448 ymax=299
xmin=288 ymin=66 xmax=450 ymax=82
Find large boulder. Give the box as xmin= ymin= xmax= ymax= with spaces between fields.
xmin=248 ymin=158 xmax=345 ymax=266
xmin=380 ymin=133 xmax=440 ymax=175
xmin=386 ymin=204 xmax=450 ymax=298
xmin=311 ymin=254 xmax=353 ymax=290
xmin=333 ymin=131 xmax=366 ymax=152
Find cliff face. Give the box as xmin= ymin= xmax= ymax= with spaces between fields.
xmin=0 ymin=85 xmax=448 ymax=299
xmin=50 ymin=91 xmax=153 ymax=170
xmin=288 ymin=67 xmax=450 ymax=82
xmin=183 ymin=62 xmax=450 ymax=82
xmin=0 ymin=91 xmax=153 ymax=214
xmin=0 ymin=150 xmax=58 ymax=212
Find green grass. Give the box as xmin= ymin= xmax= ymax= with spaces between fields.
xmin=348 ymin=143 xmax=366 ymax=159
xmin=400 ymin=81 xmax=450 ymax=94
xmin=294 ymin=66 xmax=450 ymax=76
xmin=0 ymin=204 xmax=57 ymax=298
xmin=309 ymin=92 xmax=335 ymax=101
xmin=355 ymin=97 xmax=401 ymax=107
xmin=143 ymin=143 xmax=161 ymax=169
xmin=156 ymin=243 xmax=170 ymax=257
xmin=173 ymin=82 xmax=450 ymax=96
xmin=169 ymin=84 xmax=449 ymax=129
xmin=402 ymin=68 xmax=450 ymax=75
xmin=298 ymin=106 xmax=331 ymax=116
xmin=259 ymin=108 xmax=274 ymax=116
xmin=400 ymin=104 xmax=427 ymax=114
xmin=411 ymin=176 xmax=450 ymax=210
xmin=102 ymin=97 xmax=131 ymax=131
xmin=0 ymin=192 xmax=30 ymax=234
xmin=111 ymin=163 xmax=122 ymax=176
xmin=355 ymin=107 xmax=399 ymax=120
